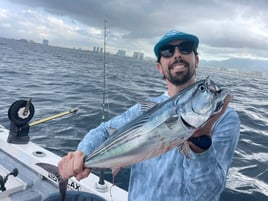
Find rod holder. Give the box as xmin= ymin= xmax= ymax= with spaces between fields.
xmin=7 ymin=99 xmax=34 ymax=144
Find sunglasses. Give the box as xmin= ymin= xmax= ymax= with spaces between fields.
xmin=159 ymin=41 xmax=195 ymax=58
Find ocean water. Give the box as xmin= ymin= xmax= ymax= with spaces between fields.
xmin=0 ymin=38 xmax=267 ymax=201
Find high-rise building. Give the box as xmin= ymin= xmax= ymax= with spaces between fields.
xmin=133 ymin=52 xmax=144 ymax=60
xmin=42 ymin=39 xmax=49 ymax=46
xmin=116 ymin=50 xmax=126 ymax=57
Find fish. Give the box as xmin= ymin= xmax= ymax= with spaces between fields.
xmin=83 ymin=77 xmax=229 ymax=172
xmin=36 ymin=77 xmax=230 ymax=201
xmin=36 ymin=163 xmax=67 ymax=201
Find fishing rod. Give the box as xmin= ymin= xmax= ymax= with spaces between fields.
xmin=96 ymin=16 xmax=109 ymax=193
xmin=102 ymin=17 xmax=107 ymax=124
xmin=29 ymin=108 xmax=78 ymax=127
xmin=7 ymin=98 xmax=78 ymax=144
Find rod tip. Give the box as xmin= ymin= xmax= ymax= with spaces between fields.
xmin=71 ymin=108 xmax=79 ymax=114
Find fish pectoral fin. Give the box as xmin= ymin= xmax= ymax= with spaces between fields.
xmin=36 ymin=163 xmax=68 ymax=201
xmin=111 ymin=167 xmax=121 ymax=177
xmin=165 ymin=115 xmax=179 ymax=126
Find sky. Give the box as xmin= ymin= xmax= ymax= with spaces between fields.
xmin=0 ymin=0 xmax=268 ymax=60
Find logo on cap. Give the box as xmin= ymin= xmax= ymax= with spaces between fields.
xmin=165 ymin=30 xmax=178 ymax=37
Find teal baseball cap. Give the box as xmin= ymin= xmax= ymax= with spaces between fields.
xmin=154 ymin=30 xmax=199 ymax=58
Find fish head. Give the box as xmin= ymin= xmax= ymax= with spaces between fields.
xmin=176 ymin=77 xmax=230 ymax=128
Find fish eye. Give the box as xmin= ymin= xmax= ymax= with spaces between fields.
xmin=199 ymin=84 xmax=206 ymax=92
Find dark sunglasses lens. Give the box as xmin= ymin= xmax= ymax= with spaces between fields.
xmin=159 ymin=45 xmax=175 ymax=58
xmin=179 ymin=41 xmax=194 ymax=54
xmin=159 ymin=41 xmax=194 ymax=58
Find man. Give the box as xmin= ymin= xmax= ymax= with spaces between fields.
xmin=58 ymin=30 xmax=240 ymax=201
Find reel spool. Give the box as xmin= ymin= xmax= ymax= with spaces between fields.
xmin=7 ymin=99 xmax=35 ymax=144
xmin=6 ymin=98 xmax=77 ymax=144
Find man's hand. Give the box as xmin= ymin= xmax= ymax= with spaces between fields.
xmin=58 ymin=150 xmax=91 ymax=181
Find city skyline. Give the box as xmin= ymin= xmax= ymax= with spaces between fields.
xmin=1 ymin=36 xmax=267 ymax=77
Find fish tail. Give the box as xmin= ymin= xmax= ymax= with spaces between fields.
xmin=36 ymin=163 xmax=67 ymax=201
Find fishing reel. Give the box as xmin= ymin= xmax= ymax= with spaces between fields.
xmin=7 ymin=98 xmax=78 ymax=144
xmin=7 ymin=98 xmax=35 ymax=144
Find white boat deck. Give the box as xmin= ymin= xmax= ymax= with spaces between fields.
xmin=0 ymin=125 xmax=128 ymax=201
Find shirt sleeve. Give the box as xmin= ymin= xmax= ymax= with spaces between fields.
xmin=77 ymin=103 xmax=141 ymax=155
xmin=182 ymin=107 xmax=240 ymax=200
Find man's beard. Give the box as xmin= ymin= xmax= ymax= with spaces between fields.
xmin=163 ymin=59 xmax=195 ymax=86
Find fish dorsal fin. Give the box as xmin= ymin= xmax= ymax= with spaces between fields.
xmin=140 ymin=101 xmax=158 ymax=113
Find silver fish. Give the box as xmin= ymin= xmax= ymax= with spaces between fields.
xmin=84 ymin=77 xmax=229 ymax=174
xmin=36 ymin=77 xmax=229 ymax=200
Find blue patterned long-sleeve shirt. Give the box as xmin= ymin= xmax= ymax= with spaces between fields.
xmin=77 ymin=93 xmax=240 ymax=201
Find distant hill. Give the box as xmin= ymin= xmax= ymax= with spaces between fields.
xmin=200 ymin=58 xmax=268 ymax=74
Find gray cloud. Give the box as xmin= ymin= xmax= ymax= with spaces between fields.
xmin=2 ymin=0 xmax=268 ymax=59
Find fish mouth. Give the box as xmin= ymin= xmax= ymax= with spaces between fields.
xmin=213 ymin=89 xmax=230 ymax=114
xmin=215 ymin=100 xmax=224 ymax=113
xmin=180 ymin=116 xmax=196 ymax=129
xmin=180 ymin=87 xmax=230 ymax=129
